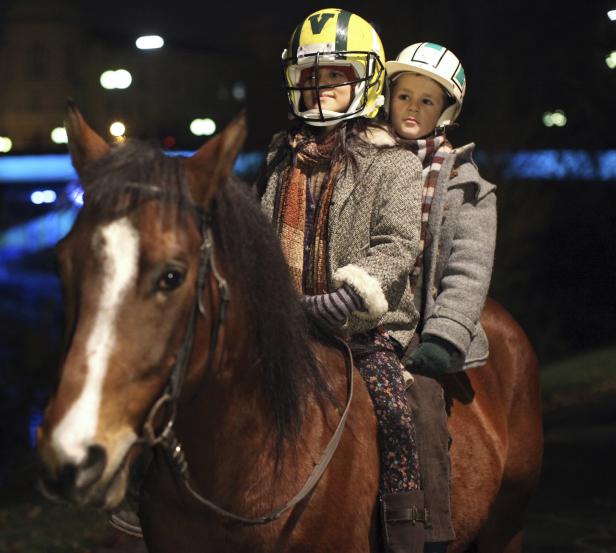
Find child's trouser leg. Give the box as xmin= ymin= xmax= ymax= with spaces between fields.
xmin=406 ymin=373 xmax=455 ymax=544
xmin=353 ymin=332 xmax=426 ymax=553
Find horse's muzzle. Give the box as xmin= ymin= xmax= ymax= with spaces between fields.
xmin=39 ymin=444 xmax=108 ymax=506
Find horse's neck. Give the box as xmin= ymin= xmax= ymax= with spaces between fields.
xmin=172 ymin=300 xmax=280 ymax=498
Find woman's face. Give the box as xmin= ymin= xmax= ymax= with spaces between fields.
xmin=301 ymin=65 xmax=354 ymax=114
xmin=390 ymin=73 xmax=446 ymax=139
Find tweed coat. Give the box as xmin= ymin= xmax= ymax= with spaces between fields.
xmin=418 ymin=143 xmax=497 ymax=369
xmin=261 ymin=127 xmax=424 ymax=348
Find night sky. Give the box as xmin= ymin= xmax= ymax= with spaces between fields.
xmin=6 ymin=0 xmax=612 ymax=150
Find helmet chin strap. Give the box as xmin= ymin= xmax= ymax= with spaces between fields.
xmin=433 ymin=121 xmax=459 ymax=137
xmin=302 ymin=108 xmax=349 ymax=127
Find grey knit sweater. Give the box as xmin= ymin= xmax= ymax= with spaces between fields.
xmin=261 ymin=127 xmax=423 ymax=348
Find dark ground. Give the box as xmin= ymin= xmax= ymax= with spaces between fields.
xmin=525 ymin=394 xmax=616 ymax=553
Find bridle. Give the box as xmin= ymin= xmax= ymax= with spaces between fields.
xmin=137 ymin=203 xmax=355 ymax=525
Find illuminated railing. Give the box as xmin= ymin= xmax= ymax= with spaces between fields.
xmin=0 ymin=151 xmax=265 ymax=183
xmin=1 ymin=149 xmax=615 ymax=266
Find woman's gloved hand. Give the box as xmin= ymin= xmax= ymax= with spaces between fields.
xmin=302 ymin=283 xmax=365 ymax=327
xmin=404 ymin=335 xmax=459 ymax=376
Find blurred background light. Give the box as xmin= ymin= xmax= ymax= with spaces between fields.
xmin=163 ymin=135 xmax=176 ymax=148
xmin=608 ymin=9 xmax=616 ymax=21
xmin=0 ymin=152 xmax=263 ymax=183
xmin=0 ymin=137 xmax=13 ymax=153
xmin=109 ymin=121 xmax=126 ymax=137
xmin=606 ymin=50 xmax=616 ymax=69
xmin=99 ymin=69 xmax=132 ymax=90
xmin=542 ymin=110 xmax=567 ymax=127
xmin=136 ymin=35 xmax=164 ymax=50
xmin=0 ymin=208 xmax=79 ymax=263
xmin=50 ymin=127 xmax=68 ymax=144
xmin=30 ymin=190 xmax=57 ymax=205
xmin=232 ymin=82 xmax=247 ymax=102
xmin=190 ymin=118 xmax=216 ymax=136
xmin=66 ymin=182 xmax=84 ymax=207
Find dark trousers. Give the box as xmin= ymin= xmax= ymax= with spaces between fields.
xmin=406 ymin=374 xmax=455 ymax=542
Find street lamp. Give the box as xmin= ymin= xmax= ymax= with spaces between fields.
xmin=110 ymin=122 xmax=126 ymax=137
xmin=0 ymin=137 xmax=12 ymax=153
xmin=136 ymin=35 xmax=164 ymax=50
xmin=542 ymin=110 xmax=567 ymax=128
xmin=51 ymin=127 xmax=68 ymax=144
xmin=100 ymin=69 xmax=133 ymax=90
xmin=190 ymin=118 xmax=216 ymax=136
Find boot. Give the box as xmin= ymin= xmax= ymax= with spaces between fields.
xmin=380 ymin=490 xmax=428 ymax=553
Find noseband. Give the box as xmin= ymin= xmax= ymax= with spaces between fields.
xmin=133 ymin=192 xmax=354 ymax=525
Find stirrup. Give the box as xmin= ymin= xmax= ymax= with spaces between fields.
xmin=109 ymin=510 xmax=144 ymax=539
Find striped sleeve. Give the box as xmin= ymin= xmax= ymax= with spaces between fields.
xmin=303 ymin=283 xmax=366 ymax=326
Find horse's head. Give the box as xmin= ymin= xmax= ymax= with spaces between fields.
xmin=36 ymin=102 xmax=246 ymax=508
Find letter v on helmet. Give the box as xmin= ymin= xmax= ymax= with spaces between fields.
xmin=309 ymin=12 xmax=335 ymax=34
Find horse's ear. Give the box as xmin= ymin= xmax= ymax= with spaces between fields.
xmin=65 ymin=99 xmax=110 ymax=176
xmin=184 ymin=111 xmax=248 ymax=208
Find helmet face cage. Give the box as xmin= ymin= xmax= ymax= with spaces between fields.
xmin=282 ymin=50 xmax=384 ymax=125
xmin=281 ymin=9 xmax=386 ymax=127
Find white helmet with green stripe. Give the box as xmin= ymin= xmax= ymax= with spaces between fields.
xmin=385 ymin=42 xmax=466 ymax=127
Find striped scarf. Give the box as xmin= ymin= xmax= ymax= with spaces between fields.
xmin=398 ymin=135 xmax=452 ymax=284
xmin=274 ymin=129 xmax=341 ymax=295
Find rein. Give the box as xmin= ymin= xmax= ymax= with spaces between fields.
xmin=139 ymin=206 xmax=354 ymax=525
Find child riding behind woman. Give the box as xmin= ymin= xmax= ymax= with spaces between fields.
xmin=385 ymin=42 xmax=497 ymax=553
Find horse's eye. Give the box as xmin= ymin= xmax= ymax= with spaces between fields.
xmin=157 ymin=269 xmax=185 ymax=292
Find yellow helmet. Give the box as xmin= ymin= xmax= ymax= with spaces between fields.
xmin=282 ymin=8 xmax=386 ymax=126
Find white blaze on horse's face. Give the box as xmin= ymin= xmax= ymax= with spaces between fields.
xmin=51 ymin=217 xmax=139 ymax=468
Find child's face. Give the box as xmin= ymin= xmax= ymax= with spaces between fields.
xmin=300 ymin=65 xmax=354 ymax=114
xmin=390 ymin=73 xmax=445 ymax=139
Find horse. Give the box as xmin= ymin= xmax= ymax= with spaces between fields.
xmin=446 ymin=298 xmax=543 ymax=552
xmin=36 ymin=104 xmax=380 ymax=553
xmin=36 ymin=105 xmax=542 ymax=553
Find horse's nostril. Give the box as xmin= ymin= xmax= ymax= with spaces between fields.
xmin=74 ymin=444 xmax=107 ymax=490
xmin=55 ymin=461 xmax=78 ymax=494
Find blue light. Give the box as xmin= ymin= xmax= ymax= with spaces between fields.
xmin=503 ymin=150 xmax=596 ymax=180
xmin=30 ymin=189 xmax=57 ymax=204
xmin=29 ymin=407 xmax=44 ymax=448
xmin=66 ymin=181 xmax=84 ymax=206
xmin=2 ymin=150 xmax=615 ymax=185
xmin=0 ymin=208 xmax=79 ymax=263
xmin=492 ymin=150 xmax=616 ymax=181
xmin=0 ymin=152 xmax=264 ymax=183
xmin=0 ymin=154 xmax=76 ymax=183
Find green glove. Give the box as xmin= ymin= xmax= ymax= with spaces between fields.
xmin=404 ymin=335 xmax=458 ymax=376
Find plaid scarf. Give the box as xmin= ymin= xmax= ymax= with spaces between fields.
xmin=273 ymin=128 xmax=341 ymax=295
xmin=398 ymin=135 xmax=452 ymax=284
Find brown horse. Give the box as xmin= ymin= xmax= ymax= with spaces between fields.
xmin=446 ymin=298 xmax=543 ymax=552
xmin=36 ymin=105 xmax=380 ymax=553
xmin=36 ymin=106 xmax=542 ymax=552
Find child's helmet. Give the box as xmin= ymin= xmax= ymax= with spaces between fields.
xmin=385 ymin=42 xmax=466 ymax=127
xmin=282 ymin=8 xmax=386 ymax=126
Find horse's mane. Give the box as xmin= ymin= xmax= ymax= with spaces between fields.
xmin=80 ymin=140 xmax=334 ymax=453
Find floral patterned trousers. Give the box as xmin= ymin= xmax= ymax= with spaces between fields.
xmin=352 ymin=330 xmax=421 ymax=494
